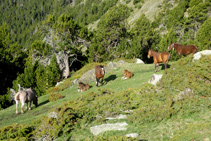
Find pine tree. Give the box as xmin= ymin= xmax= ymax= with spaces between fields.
xmin=35 ymin=62 xmax=46 ymax=96
xmin=46 ymin=54 xmax=61 ymax=88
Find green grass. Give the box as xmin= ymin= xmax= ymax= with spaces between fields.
xmin=0 ymin=62 xmax=165 ymax=128
xmin=1 ymin=56 xmax=210 ymax=140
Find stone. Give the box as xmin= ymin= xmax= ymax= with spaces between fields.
xmin=136 ymin=58 xmax=144 ymax=64
xmin=125 ymin=133 xmax=139 ymax=138
xmin=148 ymin=74 xmax=163 ymax=85
xmin=106 ymin=114 xmax=127 ymax=120
xmin=173 ymin=88 xmax=194 ymax=101
xmin=193 ymin=50 xmax=211 ymax=61
xmin=90 ymin=122 xmax=128 ymax=136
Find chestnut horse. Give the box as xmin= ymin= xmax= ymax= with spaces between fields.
xmin=147 ymin=49 xmax=170 ymax=72
xmin=168 ymin=42 xmax=198 ymax=59
xmin=95 ymin=65 xmax=105 ymax=87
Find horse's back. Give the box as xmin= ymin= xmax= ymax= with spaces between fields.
xmin=179 ymin=44 xmax=198 ymax=55
xmin=161 ymin=52 xmax=170 ymax=62
xmin=16 ymin=91 xmax=27 ymax=102
xmin=25 ymin=89 xmax=36 ymax=101
xmin=95 ymin=65 xmax=105 ymax=78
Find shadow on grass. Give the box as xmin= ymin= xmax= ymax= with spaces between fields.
xmin=104 ymin=75 xmax=117 ymax=83
xmin=38 ymin=100 xmax=49 ymax=107
xmin=160 ymin=64 xmax=171 ymax=70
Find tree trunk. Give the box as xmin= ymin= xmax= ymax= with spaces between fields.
xmin=63 ymin=54 xmax=69 ymax=79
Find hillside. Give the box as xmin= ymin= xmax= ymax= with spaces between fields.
xmin=0 ymin=54 xmax=211 ymax=140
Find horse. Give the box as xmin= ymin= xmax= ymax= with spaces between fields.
xmin=15 ymin=88 xmax=38 ymax=114
xmin=78 ymin=82 xmax=90 ymax=92
xmin=168 ymin=42 xmax=198 ymax=59
xmin=95 ymin=65 xmax=105 ymax=87
xmin=147 ymin=49 xmax=171 ymax=72
xmin=121 ymin=70 xmax=133 ymax=80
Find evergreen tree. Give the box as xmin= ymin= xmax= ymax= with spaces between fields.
xmin=89 ymin=4 xmax=130 ymax=62
xmin=196 ymin=17 xmax=211 ymax=50
xmin=46 ymin=54 xmax=61 ymax=88
xmin=35 ymin=62 xmax=46 ymax=96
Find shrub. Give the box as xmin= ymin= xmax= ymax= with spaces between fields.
xmin=49 ymin=93 xmax=63 ymax=102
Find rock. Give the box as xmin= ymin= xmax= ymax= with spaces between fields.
xmin=106 ymin=114 xmax=127 ymax=120
xmin=117 ymin=60 xmax=125 ymax=65
xmin=72 ymin=79 xmax=78 ymax=84
xmin=173 ymin=88 xmax=194 ymax=101
xmin=77 ymin=69 xmax=96 ymax=83
xmin=55 ymin=81 xmax=63 ymax=87
xmin=193 ymin=50 xmax=211 ymax=61
xmin=107 ymin=62 xmax=117 ymax=69
xmin=48 ymin=111 xmax=58 ymax=119
xmin=90 ymin=122 xmax=128 ymax=136
xmin=105 ymin=62 xmax=117 ymax=72
xmin=125 ymin=133 xmax=139 ymax=138
xmin=148 ymin=74 xmax=163 ymax=85
xmin=136 ymin=58 xmax=144 ymax=64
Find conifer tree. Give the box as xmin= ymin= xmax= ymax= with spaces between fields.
xmin=35 ymin=62 xmax=46 ymax=96
xmin=46 ymin=54 xmax=61 ymax=88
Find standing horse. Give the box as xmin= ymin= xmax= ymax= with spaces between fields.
xmin=168 ymin=42 xmax=198 ymax=59
xmin=15 ymin=88 xmax=38 ymax=114
xmin=95 ymin=65 xmax=105 ymax=87
xmin=147 ymin=49 xmax=170 ymax=72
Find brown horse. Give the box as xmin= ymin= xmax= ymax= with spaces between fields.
xmin=168 ymin=42 xmax=198 ymax=59
xmin=147 ymin=49 xmax=170 ymax=72
xmin=95 ymin=65 xmax=105 ymax=87
xmin=78 ymin=82 xmax=90 ymax=92
xmin=15 ymin=88 xmax=38 ymax=114
xmin=121 ymin=70 xmax=133 ymax=80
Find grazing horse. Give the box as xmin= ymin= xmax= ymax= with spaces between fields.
xmin=15 ymin=88 xmax=38 ymax=114
xmin=168 ymin=42 xmax=198 ymax=59
xmin=78 ymin=82 xmax=90 ymax=92
xmin=147 ymin=49 xmax=170 ymax=72
xmin=95 ymin=65 xmax=105 ymax=87
xmin=121 ymin=70 xmax=133 ymax=80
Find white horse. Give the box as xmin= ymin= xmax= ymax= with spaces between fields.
xmin=11 ymin=87 xmax=38 ymax=114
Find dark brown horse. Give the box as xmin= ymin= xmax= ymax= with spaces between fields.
xmin=147 ymin=49 xmax=170 ymax=72
xmin=78 ymin=82 xmax=90 ymax=92
xmin=95 ymin=65 xmax=105 ymax=87
xmin=168 ymin=42 xmax=198 ymax=59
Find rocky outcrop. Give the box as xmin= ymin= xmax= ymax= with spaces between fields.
xmin=148 ymin=74 xmax=163 ymax=85
xmin=193 ymin=50 xmax=211 ymax=61
xmin=90 ymin=122 xmax=128 ymax=136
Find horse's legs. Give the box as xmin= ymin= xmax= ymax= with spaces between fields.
xmin=101 ymin=76 xmax=104 ymax=86
xmin=21 ymin=102 xmax=25 ymax=113
xmin=157 ymin=64 xmax=159 ymax=71
xmin=29 ymin=102 xmax=31 ymax=110
xmin=154 ymin=64 xmax=157 ymax=72
xmin=26 ymin=102 xmax=28 ymax=110
xmin=16 ymin=101 xmax=19 ymax=114
xmin=96 ymin=78 xmax=99 ymax=87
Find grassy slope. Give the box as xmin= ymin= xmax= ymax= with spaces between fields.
xmin=0 ymin=62 xmax=164 ymax=128
xmin=1 ymin=56 xmax=211 ymax=140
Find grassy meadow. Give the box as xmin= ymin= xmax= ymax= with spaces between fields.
xmin=0 ymin=55 xmax=211 ymax=140
xmin=0 ymin=61 xmax=163 ymax=128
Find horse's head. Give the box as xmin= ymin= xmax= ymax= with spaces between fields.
xmin=33 ymin=95 xmax=38 ymax=107
xmin=147 ymin=49 xmax=152 ymax=58
xmin=168 ymin=42 xmax=174 ymax=51
xmin=124 ymin=70 xmax=128 ymax=77
xmin=100 ymin=66 xmax=105 ymax=76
